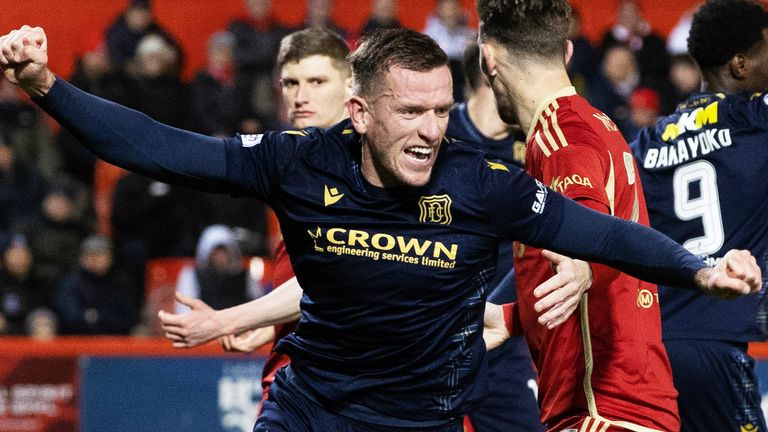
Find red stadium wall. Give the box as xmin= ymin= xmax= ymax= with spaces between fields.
xmin=0 ymin=0 xmax=701 ymax=81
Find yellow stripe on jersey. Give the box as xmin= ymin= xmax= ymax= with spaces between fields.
xmin=551 ymin=100 xmax=569 ymax=148
xmin=580 ymin=293 xmax=598 ymax=420
xmin=534 ymin=131 xmax=552 ymax=157
xmin=541 ymin=104 xmax=560 ymax=152
xmin=486 ymin=161 xmax=510 ymax=172
xmin=605 ymin=153 xmax=616 ymax=216
xmin=342 ymin=129 xmax=354 ymax=135
xmin=282 ymin=130 xmax=307 ymax=136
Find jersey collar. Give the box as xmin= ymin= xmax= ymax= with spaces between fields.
xmin=526 ymin=86 xmax=577 ymax=139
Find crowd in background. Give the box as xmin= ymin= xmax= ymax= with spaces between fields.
xmin=0 ymin=0 xmax=702 ymax=339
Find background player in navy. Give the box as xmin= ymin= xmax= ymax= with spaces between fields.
xmin=448 ymin=44 xmax=547 ymax=432
xmin=1 ymin=26 xmax=761 ymax=432
xmin=631 ymin=1 xmax=768 ymax=430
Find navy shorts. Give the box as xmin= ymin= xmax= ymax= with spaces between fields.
xmin=255 ymin=368 xmax=463 ymax=432
xmin=665 ymin=339 xmax=766 ymax=432
xmin=466 ymin=336 xmax=544 ymax=431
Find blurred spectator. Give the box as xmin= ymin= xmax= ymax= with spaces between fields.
xmin=57 ymin=32 xmax=129 ymax=186
xmin=191 ymin=31 xmax=242 ymax=137
xmin=124 ymin=33 xmax=191 ymax=129
xmin=0 ymin=77 xmax=58 ymax=178
xmin=305 ymin=0 xmax=348 ymax=40
xmin=668 ymin=54 xmax=702 ymax=103
xmin=111 ymin=172 xmax=202 ymax=296
xmin=25 ymin=307 xmax=58 ymax=341
xmin=360 ymin=0 xmax=400 ymax=36
xmin=29 ymin=178 xmax=91 ymax=301
xmin=567 ymin=8 xmax=597 ymax=97
xmin=0 ymin=132 xmax=47 ymax=233
xmin=588 ymin=45 xmax=639 ymax=133
xmin=600 ymin=0 xmax=670 ymax=93
xmin=105 ymin=0 xmax=183 ymax=72
xmin=228 ymin=0 xmax=291 ymax=130
xmin=54 ymin=235 xmax=138 ymax=335
xmin=624 ymin=87 xmax=660 ymax=141
xmin=423 ymin=0 xmax=475 ymax=102
xmin=0 ymin=233 xmax=43 ymax=335
xmin=175 ymin=225 xmax=263 ymax=313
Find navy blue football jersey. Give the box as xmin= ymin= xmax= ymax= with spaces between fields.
xmin=631 ymin=92 xmax=768 ymax=342
xmin=36 ymin=78 xmax=706 ymax=426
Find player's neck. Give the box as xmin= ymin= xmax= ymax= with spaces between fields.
xmin=508 ymin=65 xmax=572 ymax=135
xmin=466 ymin=86 xmax=511 ymax=140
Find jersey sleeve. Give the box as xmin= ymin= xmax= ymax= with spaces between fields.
xmin=742 ymin=91 xmax=768 ymax=128
xmin=34 ymin=77 xmax=302 ymax=204
xmin=480 ymin=160 xmax=705 ymax=289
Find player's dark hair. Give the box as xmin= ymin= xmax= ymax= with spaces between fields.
xmin=463 ymin=44 xmax=483 ymax=93
xmin=477 ymin=0 xmax=571 ymax=61
xmin=277 ymin=28 xmax=351 ymax=76
xmin=688 ymin=0 xmax=768 ymax=70
xmin=348 ymin=28 xmax=448 ymax=96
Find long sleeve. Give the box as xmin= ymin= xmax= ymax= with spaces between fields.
xmin=34 ymin=78 xmax=234 ymax=193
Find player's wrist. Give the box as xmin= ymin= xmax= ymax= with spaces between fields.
xmin=24 ymin=69 xmax=55 ymax=98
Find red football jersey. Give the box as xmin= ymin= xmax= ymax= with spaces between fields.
xmin=514 ymin=88 xmax=679 ymax=431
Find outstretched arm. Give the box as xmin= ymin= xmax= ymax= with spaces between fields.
xmin=159 ymin=277 xmax=303 ymax=348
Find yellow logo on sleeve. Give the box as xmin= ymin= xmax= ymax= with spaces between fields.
xmin=486 ymin=161 xmax=510 ymax=172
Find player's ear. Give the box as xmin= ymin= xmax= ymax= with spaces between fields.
xmin=480 ymin=43 xmax=498 ymax=79
xmin=564 ymin=39 xmax=574 ymax=67
xmin=348 ymin=95 xmax=369 ymax=134
xmin=729 ymin=53 xmax=749 ymax=80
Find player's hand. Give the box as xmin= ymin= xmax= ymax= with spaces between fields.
xmin=483 ymin=302 xmax=509 ymax=350
xmin=0 ymin=25 xmax=55 ymax=97
xmin=158 ymin=292 xmax=224 ymax=348
xmin=219 ymin=326 xmax=277 ymax=353
xmin=695 ymin=249 xmax=762 ymax=299
xmin=533 ymin=250 xmax=591 ymax=329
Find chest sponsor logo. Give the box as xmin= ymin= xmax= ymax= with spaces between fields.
xmin=307 ymin=226 xmax=458 ymax=269
xmin=661 ymin=101 xmax=718 ymax=141
xmin=323 ymin=185 xmax=344 ymax=206
xmin=636 ymin=289 xmax=657 ymax=309
xmin=419 ymin=195 xmax=453 ymax=225
xmin=549 ymin=174 xmax=593 ymax=193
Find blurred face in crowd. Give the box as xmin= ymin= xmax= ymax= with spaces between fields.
xmin=81 ymin=250 xmax=113 ymax=277
xmin=3 ymin=243 xmax=31 ymax=278
xmin=280 ymin=54 xmax=352 ymax=129
xmin=669 ymin=60 xmax=701 ymax=95
xmin=437 ymin=0 xmax=463 ymax=28
xmin=245 ymin=0 xmax=272 ymax=20
xmin=603 ymin=46 xmax=638 ymax=85
xmin=125 ymin=6 xmax=153 ymax=32
xmin=354 ymin=65 xmax=453 ymax=188
xmin=43 ymin=192 xmax=74 ymax=223
xmin=373 ymin=0 xmax=397 ymax=20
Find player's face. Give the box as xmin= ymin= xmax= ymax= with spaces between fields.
xmin=744 ymin=28 xmax=768 ymax=91
xmin=361 ymin=65 xmax=453 ymax=188
xmin=280 ymin=55 xmax=351 ymax=129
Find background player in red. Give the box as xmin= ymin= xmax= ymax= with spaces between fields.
xmin=478 ymin=0 xmax=678 ymax=430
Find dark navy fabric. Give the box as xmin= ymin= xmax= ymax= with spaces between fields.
xmin=665 ymin=340 xmax=766 ymax=432
xmin=631 ymin=92 xmax=768 ymax=343
xmin=36 ymin=77 xmax=705 ymax=426
xmin=448 ymin=104 xmax=543 ymax=431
